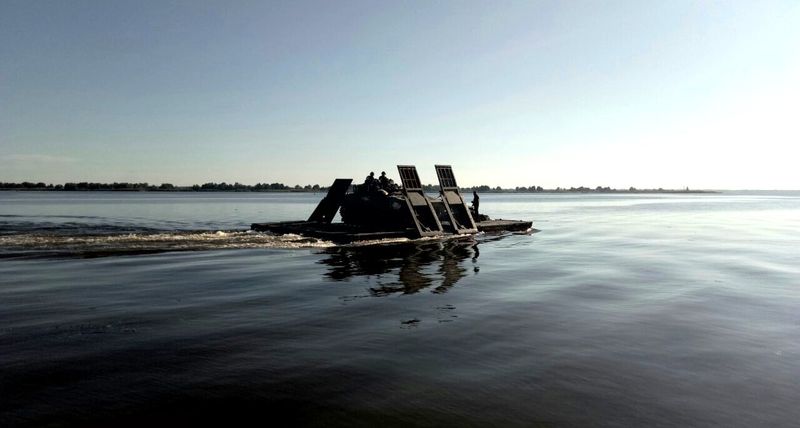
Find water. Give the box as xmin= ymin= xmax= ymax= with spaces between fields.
xmin=2 ymin=191 xmax=800 ymax=427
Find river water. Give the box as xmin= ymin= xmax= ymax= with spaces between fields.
xmin=2 ymin=191 xmax=799 ymax=427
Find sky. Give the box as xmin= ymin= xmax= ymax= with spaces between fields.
xmin=1 ymin=0 xmax=799 ymax=189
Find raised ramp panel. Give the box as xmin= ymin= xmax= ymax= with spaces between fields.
xmin=434 ymin=165 xmax=478 ymax=234
xmin=397 ymin=165 xmax=443 ymax=237
xmin=307 ymin=178 xmax=353 ymax=223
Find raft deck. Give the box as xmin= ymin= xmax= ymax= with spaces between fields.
xmin=475 ymin=219 xmax=533 ymax=233
xmin=250 ymin=219 xmax=532 ymax=243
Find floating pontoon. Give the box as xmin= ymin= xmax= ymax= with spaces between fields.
xmin=251 ymin=165 xmax=532 ymax=243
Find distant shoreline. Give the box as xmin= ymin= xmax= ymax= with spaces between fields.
xmin=0 ymin=182 xmax=719 ymax=194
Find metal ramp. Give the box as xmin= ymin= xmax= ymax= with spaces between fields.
xmin=435 ymin=165 xmax=478 ymax=234
xmin=397 ymin=165 xmax=443 ymax=237
xmin=307 ymin=178 xmax=353 ymax=223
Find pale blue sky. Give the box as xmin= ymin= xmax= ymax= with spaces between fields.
xmin=1 ymin=1 xmax=798 ymax=189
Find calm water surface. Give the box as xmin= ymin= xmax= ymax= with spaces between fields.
xmin=2 ymin=191 xmax=800 ymax=427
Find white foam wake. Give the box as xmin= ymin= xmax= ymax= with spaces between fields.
xmin=0 ymin=230 xmax=335 ymax=254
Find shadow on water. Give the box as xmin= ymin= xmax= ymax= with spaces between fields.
xmin=318 ymin=238 xmax=481 ymax=295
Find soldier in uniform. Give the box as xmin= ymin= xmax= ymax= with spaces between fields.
xmin=364 ymin=172 xmax=376 ymax=192
xmin=378 ymin=171 xmax=390 ymax=190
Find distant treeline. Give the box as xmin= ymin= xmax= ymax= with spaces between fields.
xmin=1 ymin=181 xmax=714 ymax=193
xmin=191 ymin=182 xmax=326 ymax=191
xmin=468 ymin=185 xmax=713 ymax=193
xmin=0 ymin=181 xmax=327 ymax=192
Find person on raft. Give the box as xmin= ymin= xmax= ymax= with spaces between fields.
xmin=378 ymin=171 xmax=390 ymax=190
xmin=363 ymin=172 xmax=377 ymax=192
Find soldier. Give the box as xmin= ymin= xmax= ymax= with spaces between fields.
xmin=378 ymin=171 xmax=390 ymax=190
xmin=364 ymin=172 xmax=376 ymax=193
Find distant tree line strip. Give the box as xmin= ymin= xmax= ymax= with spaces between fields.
xmin=0 ymin=182 xmax=326 ymax=192
xmin=0 ymin=181 xmax=714 ymax=193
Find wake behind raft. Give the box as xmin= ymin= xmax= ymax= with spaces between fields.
xmin=251 ymin=165 xmax=533 ymax=243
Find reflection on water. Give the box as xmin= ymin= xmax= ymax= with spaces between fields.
xmin=319 ymin=238 xmax=481 ymax=295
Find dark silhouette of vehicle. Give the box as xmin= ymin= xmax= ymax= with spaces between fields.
xmin=251 ymin=165 xmax=532 ymax=243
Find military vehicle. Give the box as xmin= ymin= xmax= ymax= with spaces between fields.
xmin=251 ymin=165 xmax=533 ymax=243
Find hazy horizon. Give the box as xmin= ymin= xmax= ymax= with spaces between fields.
xmin=2 ymin=1 xmax=798 ymax=189
xmin=4 ymin=178 xmax=800 ymax=193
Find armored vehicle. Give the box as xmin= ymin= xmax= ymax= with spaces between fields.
xmin=251 ymin=165 xmax=532 ymax=243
